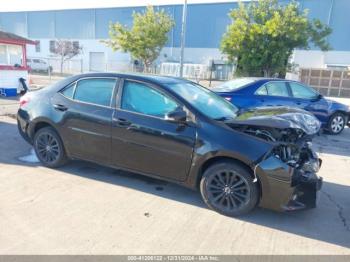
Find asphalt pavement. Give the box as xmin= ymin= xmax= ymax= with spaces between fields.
xmin=0 ymin=115 xmax=349 ymax=254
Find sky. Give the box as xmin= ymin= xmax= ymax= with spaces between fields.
xmin=0 ymin=0 xmax=238 ymax=12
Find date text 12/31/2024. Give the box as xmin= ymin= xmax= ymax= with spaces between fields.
xmin=128 ymin=256 xmax=219 ymax=261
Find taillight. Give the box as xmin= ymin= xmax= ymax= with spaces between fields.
xmin=19 ymin=96 xmax=30 ymax=108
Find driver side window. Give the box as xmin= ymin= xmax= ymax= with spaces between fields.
xmin=289 ymin=82 xmax=318 ymax=99
xmin=121 ymin=80 xmax=179 ymax=118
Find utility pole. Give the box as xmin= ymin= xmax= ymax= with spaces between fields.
xmin=179 ymin=0 xmax=187 ymax=78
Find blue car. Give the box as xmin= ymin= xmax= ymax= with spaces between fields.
xmin=213 ymin=78 xmax=350 ymax=135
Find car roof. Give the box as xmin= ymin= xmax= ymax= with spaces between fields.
xmin=214 ymin=77 xmax=300 ymax=94
xmin=73 ymin=72 xmax=191 ymax=85
xmin=235 ymin=77 xmax=287 ymax=82
xmin=227 ymin=77 xmax=300 ymax=87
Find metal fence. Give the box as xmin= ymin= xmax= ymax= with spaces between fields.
xmin=300 ymin=68 xmax=350 ymax=98
xmin=30 ymin=58 xmax=350 ymax=98
xmin=27 ymin=56 xmax=234 ymax=82
xmin=28 ymin=57 xmax=83 ymax=74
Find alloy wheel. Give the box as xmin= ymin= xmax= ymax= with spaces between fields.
xmin=331 ymin=115 xmax=344 ymax=134
xmin=35 ymin=132 xmax=60 ymax=163
xmin=206 ymin=170 xmax=250 ymax=211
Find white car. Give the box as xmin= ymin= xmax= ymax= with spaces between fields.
xmin=27 ymin=58 xmax=53 ymax=73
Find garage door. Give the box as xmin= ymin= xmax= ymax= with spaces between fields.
xmin=89 ymin=52 xmax=105 ymax=72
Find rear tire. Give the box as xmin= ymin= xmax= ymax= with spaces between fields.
xmin=327 ymin=113 xmax=346 ymax=135
xmin=33 ymin=126 xmax=68 ymax=168
xmin=200 ymin=161 xmax=259 ymax=217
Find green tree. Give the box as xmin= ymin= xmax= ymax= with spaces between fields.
xmin=103 ymin=6 xmax=174 ymax=72
xmin=220 ymin=0 xmax=332 ymax=77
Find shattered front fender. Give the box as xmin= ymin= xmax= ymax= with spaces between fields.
xmin=255 ymin=155 xmax=295 ymax=211
xmin=255 ymin=154 xmax=323 ymax=211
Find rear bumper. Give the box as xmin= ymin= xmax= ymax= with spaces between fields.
xmin=256 ymin=155 xmax=322 ymax=212
xmin=17 ymin=109 xmax=32 ymax=144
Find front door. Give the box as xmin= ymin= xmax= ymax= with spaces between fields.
xmin=111 ymin=80 xmax=196 ymax=181
xmin=287 ymin=81 xmax=329 ymax=124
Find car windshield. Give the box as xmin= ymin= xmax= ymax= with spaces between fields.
xmin=213 ymin=78 xmax=256 ymax=92
xmin=166 ymin=82 xmax=238 ymax=120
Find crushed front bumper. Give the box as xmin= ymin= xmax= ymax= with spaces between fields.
xmin=283 ymin=170 xmax=323 ymax=211
xmin=255 ymin=155 xmax=322 ymax=212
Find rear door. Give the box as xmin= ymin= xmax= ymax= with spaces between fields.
xmin=111 ymin=79 xmax=196 ymax=181
xmin=254 ymin=81 xmax=295 ymax=107
xmin=51 ymin=77 xmax=118 ymax=164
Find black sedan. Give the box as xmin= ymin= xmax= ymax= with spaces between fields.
xmin=18 ymin=73 xmax=322 ymax=216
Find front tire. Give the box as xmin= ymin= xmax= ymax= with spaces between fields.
xmin=327 ymin=113 xmax=346 ymax=135
xmin=200 ymin=161 xmax=259 ymax=217
xmin=33 ymin=127 xmax=68 ymax=168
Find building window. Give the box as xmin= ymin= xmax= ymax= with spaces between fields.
xmin=49 ymin=40 xmax=56 ymax=53
xmin=8 ymin=45 xmax=23 ymax=66
xmin=73 ymin=41 xmax=80 ymax=51
xmin=35 ymin=41 xmax=41 ymax=53
xmin=0 ymin=45 xmax=7 ymax=65
xmin=0 ymin=44 xmax=23 ymax=66
xmin=49 ymin=40 xmax=80 ymax=54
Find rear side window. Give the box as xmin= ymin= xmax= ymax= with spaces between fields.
xmin=74 ymin=78 xmax=116 ymax=107
xmin=255 ymin=85 xmax=268 ymax=95
xmin=263 ymin=82 xmax=289 ymax=97
xmin=61 ymin=83 xmax=75 ymax=99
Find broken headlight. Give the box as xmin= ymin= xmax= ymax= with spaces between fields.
xmin=301 ymin=114 xmax=321 ymax=135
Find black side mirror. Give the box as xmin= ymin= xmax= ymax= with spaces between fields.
xmin=165 ymin=108 xmax=187 ymax=123
xmin=311 ymin=94 xmax=323 ymax=101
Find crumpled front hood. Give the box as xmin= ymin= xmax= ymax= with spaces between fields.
xmin=230 ymin=106 xmax=321 ymax=135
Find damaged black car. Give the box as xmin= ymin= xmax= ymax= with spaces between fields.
xmin=17 ymin=73 xmax=323 ymax=216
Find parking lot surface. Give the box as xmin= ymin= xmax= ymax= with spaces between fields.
xmin=0 ymin=115 xmax=349 ymax=254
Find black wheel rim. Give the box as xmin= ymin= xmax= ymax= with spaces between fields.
xmin=36 ymin=133 xmax=60 ymax=163
xmin=206 ymin=170 xmax=250 ymax=212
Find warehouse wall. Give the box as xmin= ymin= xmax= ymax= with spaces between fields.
xmin=1 ymin=0 xmax=349 ymax=50
xmin=1 ymin=0 xmax=350 ymax=71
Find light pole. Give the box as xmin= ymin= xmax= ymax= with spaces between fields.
xmin=179 ymin=0 xmax=187 ymax=78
